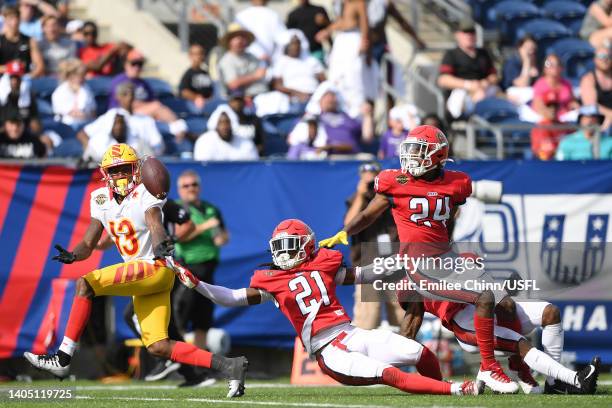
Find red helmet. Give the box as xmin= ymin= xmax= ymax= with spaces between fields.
xmin=269 ymin=219 xmax=316 ymax=270
xmin=399 ymin=125 xmax=449 ymax=177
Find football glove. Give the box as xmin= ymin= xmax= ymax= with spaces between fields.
xmin=154 ymin=238 xmax=175 ymax=259
xmin=52 ymin=244 xmax=76 ymax=264
xmin=173 ymin=262 xmax=200 ymax=289
xmin=318 ymin=230 xmax=348 ymax=248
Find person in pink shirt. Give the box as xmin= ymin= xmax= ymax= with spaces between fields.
xmin=532 ymin=54 xmax=579 ymax=121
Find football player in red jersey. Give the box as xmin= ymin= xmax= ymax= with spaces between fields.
xmin=174 ymin=219 xmax=481 ymax=396
xmin=400 ymin=292 xmax=600 ymax=395
xmin=319 ymin=125 xmax=520 ymax=393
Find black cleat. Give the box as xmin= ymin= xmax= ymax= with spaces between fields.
xmin=144 ymin=360 xmax=181 ymax=382
xmin=225 ymin=356 xmax=248 ymax=398
xmin=544 ymin=379 xmax=571 ymax=394
xmin=576 ymin=356 xmax=600 ymax=394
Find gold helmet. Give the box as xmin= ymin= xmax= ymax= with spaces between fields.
xmin=100 ymin=143 xmax=141 ymax=196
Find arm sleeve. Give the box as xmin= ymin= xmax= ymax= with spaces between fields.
xmin=439 ymin=51 xmax=455 ymax=75
xmin=89 ymin=191 xmax=104 ymax=222
xmin=453 ymin=174 xmax=472 ymax=205
xmin=178 ymin=70 xmax=191 ymax=92
xmin=194 ymin=281 xmax=250 ymax=307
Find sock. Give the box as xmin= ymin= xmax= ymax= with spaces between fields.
xmin=381 ymin=367 xmax=451 ymax=394
xmin=523 ymin=348 xmax=577 ymax=387
xmin=474 ymin=314 xmax=496 ymax=369
xmin=416 ymin=346 xmax=443 ymax=380
xmin=542 ymin=323 xmax=564 ymax=385
xmin=170 ymin=341 xmax=213 ymax=369
xmin=58 ymin=296 xmax=92 ymax=364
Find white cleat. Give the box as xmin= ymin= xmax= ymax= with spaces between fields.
xmin=460 ymin=380 xmax=482 ymax=395
xmin=23 ymin=352 xmax=70 ymax=379
xmin=508 ymin=357 xmax=543 ymax=394
xmin=477 ymin=363 xmax=519 ymax=394
xmin=225 ymin=356 xmax=248 ymax=398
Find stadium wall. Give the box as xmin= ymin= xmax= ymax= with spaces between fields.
xmin=0 ymin=160 xmax=610 ymax=363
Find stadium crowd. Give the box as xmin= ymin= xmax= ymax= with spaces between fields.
xmin=0 ymin=0 xmax=611 ymax=161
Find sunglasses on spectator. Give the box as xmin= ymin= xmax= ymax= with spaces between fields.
xmin=180 ymin=182 xmax=199 ymax=189
xmin=83 ymin=30 xmax=96 ymax=36
xmin=544 ymin=60 xmax=560 ymax=68
xmin=596 ymin=52 xmax=610 ymax=60
xmin=129 ymin=60 xmax=144 ymax=67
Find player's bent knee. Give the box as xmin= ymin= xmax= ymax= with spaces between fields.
xmin=476 ymin=290 xmax=494 ymax=310
xmin=75 ymin=277 xmax=94 ymax=299
xmin=542 ymin=304 xmax=561 ymax=326
xmin=147 ymin=339 xmax=171 ymax=358
xmin=517 ymin=338 xmax=532 ymax=357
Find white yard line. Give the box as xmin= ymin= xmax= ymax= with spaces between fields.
xmin=76 ymin=383 xmax=346 ymax=391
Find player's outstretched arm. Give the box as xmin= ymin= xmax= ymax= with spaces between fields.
xmin=336 ymin=262 xmax=407 ymax=285
xmin=400 ymin=296 xmax=425 ymax=340
xmin=53 ymin=218 xmax=104 ymax=263
xmin=145 ymin=207 xmax=173 ymax=258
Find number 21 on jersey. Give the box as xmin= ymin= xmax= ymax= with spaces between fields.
xmin=288 ymin=271 xmax=330 ymax=315
xmin=409 ymin=196 xmax=450 ymax=227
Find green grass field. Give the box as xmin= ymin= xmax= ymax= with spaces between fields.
xmin=2 ymin=375 xmax=611 ymax=407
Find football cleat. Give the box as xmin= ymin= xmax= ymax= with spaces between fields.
xmin=544 ymin=379 xmax=572 ymax=394
xmin=460 ymin=380 xmax=481 ymax=396
xmin=23 ymin=352 xmax=70 ymax=379
xmin=508 ymin=355 xmax=542 ymax=394
xmin=477 ymin=362 xmax=519 ymax=394
xmin=225 ymin=356 xmax=249 ymax=398
xmin=575 ymin=356 xmax=600 ymax=394
xmin=144 ymin=360 xmax=181 ymax=382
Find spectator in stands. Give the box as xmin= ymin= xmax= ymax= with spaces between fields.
xmin=235 ymin=0 xmax=287 ymax=62
xmin=581 ymin=0 xmax=612 ymax=48
xmin=316 ymin=0 xmax=378 ymax=119
xmin=286 ymin=113 xmax=328 ymax=159
xmin=78 ymin=21 xmax=129 ymax=78
xmin=19 ymin=0 xmax=59 ymax=41
xmin=38 ymin=15 xmax=76 ymax=76
xmin=438 ymin=18 xmax=499 ymax=120
xmin=65 ymin=19 xmax=85 ymax=44
xmin=173 ymin=169 xmax=229 ymax=351
xmin=502 ymin=35 xmax=539 ymax=106
xmin=0 ymin=5 xmax=44 ymax=77
xmin=218 ymin=23 xmax=268 ymax=101
xmin=532 ymin=54 xmax=578 ymax=122
xmin=378 ymin=105 xmax=419 ymax=159
xmin=580 ymin=46 xmax=612 ymax=128
xmin=345 ymin=161 xmax=403 ymax=331
xmin=228 ymin=89 xmax=264 ymax=154
xmin=78 ymin=81 xmax=164 ymax=162
xmin=286 ymin=0 xmax=330 ymax=61
xmin=367 ymin=0 xmax=426 ymax=62
xmin=193 ymin=104 xmax=259 ymax=161
xmin=556 ymin=105 xmax=612 ymax=159
xmin=272 ymin=30 xmax=325 ymax=104
xmin=179 ymin=43 xmax=214 ymax=115
xmin=108 ymin=49 xmax=188 ymax=139
xmin=51 ymin=58 xmax=95 ymax=128
xmin=0 ymin=113 xmax=46 ymax=158
xmin=530 ymin=92 xmax=566 ymax=160
xmin=0 ymin=60 xmax=41 ymax=135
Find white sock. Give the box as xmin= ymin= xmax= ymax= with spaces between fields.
xmin=58 ymin=336 xmax=77 ymax=356
xmin=523 ymin=348 xmax=577 ymax=387
xmin=450 ymin=382 xmax=461 ymax=395
xmin=542 ymin=323 xmax=564 ymax=384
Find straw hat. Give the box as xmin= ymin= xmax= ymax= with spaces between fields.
xmin=220 ymin=23 xmax=255 ymax=49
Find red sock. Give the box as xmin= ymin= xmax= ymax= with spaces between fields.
xmin=382 ymin=367 xmax=451 ymax=394
xmin=416 ymin=346 xmax=443 ymax=380
xmin=64 ymin=296 xmax=92 ymax=342
xmin=170 ymin=341 xmax=212 ymax=369
xmin=474 ymin=314 xmax=496 ymax=369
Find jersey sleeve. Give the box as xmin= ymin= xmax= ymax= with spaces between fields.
xmin=453 ymin=173 xmax=472 ymax=205
xmin=311 ymin=248 xmax=344 ymax=278
xmin=89 ymin=189 xmax=106 ymax=223
xmin=249 ymin=270 xmax=270 ymax=291
xmin=140 ymin=186 xmax=167 ymax=213
xmin=374 ymin=170 xmax=395 ymax=196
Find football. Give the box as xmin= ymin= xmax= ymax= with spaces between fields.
xmin=141 ymin=157 xmax=170 ymax=199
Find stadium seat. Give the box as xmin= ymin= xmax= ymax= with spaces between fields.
xmin=36 ymin=97 xmax=54 ymax=119
xmin=473 ymin=97 xmax=519 ymax=122
xmin=497 ymin=117 xmax=533 ymax=158
xmin=42 ymin=119 xmax=77 ymax=140
xmin=486 ymin=1 xmax=541 ymax=43
xmin=261 ymin=113 xmax=302 ymax=156
xmin=159 ymin=96 xmax=192 ymax=118
xmin=144 ymin=77 xmax=174 ymax=98
xmin=515 ymin=19 xmax=572 ymax=61
xmin=542 ymin=1 xmax=586 ymax=35
xmin=30 ymin=77 xmax=58 ymax=100
xmin=548 ymin=38 xmax=594 ymax=80
xmin=185 ymin=117 xmax=207 ymax=135
xmin=85 ymin=76 xmax=113 ymax=96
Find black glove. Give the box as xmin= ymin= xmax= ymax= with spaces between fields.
xmin=52 ymin=244 xmax=76 ymax=264
xmin=154 ymin=239 xmax=175 ymax=259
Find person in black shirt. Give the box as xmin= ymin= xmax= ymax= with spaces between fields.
xmin=437 ymin=18 xmax=499 ymax=119
xmin=0 ymin=60 xmax=41 ymax=135
xmin=286 ymin=0 xmax=330 ymax=60
xmin=0 ymin=5 xmax=44 ymax=76
xmin=179 ymin=44 xmax=214 ymax=115
xmin=228 ymin=89 xmax=264 ymax=154
xmin=0 ymin=114 xmax=46 ymax=158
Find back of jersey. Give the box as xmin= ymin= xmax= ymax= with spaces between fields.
xmin=249 ymin=249 xmax=350 ymax=350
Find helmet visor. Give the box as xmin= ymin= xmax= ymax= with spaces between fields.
xmin=269 ymin=234 xmax=309 ymax=269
